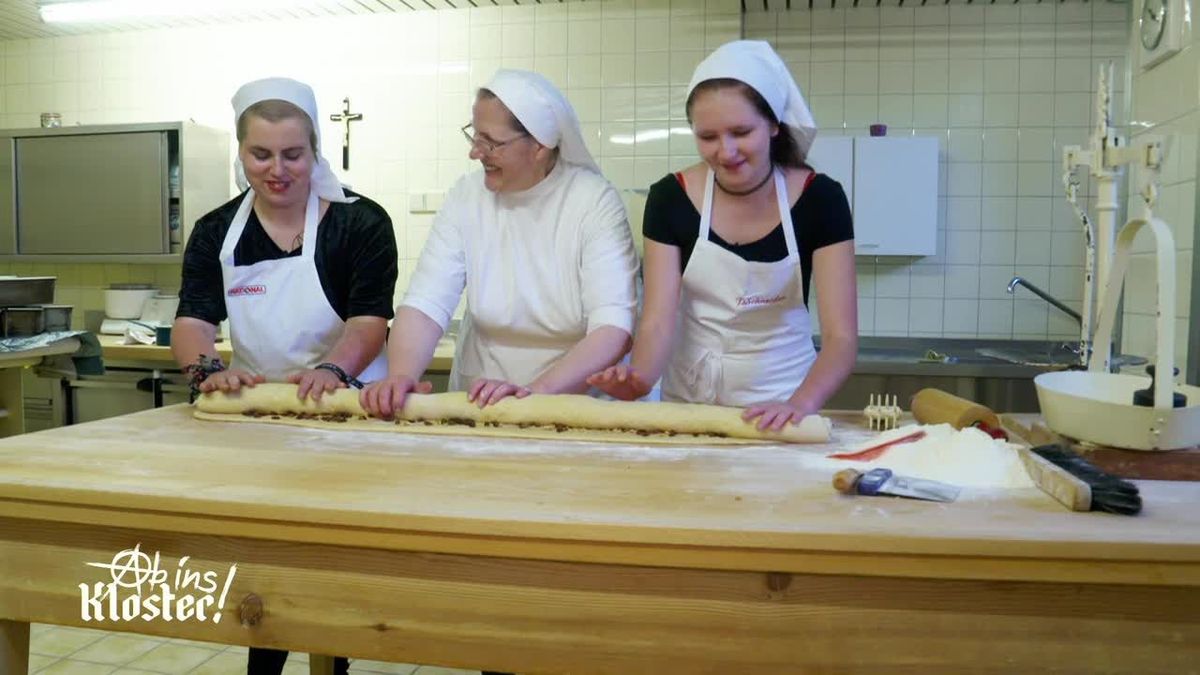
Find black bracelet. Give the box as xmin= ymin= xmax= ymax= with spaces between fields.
xmin=315 ymin=362 xmax=364 ymax=390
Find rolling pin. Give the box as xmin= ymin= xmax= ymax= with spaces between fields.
xmin=910 ymin=389 xmax=1094 ymax=512
xmin=910 ymin=388 xmax=1001 ymax=431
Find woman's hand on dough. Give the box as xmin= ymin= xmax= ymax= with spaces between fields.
xmin=742 ymin=401 xmax=812 ymax=432
xmin=585 ymin=365 xmax=652 ymax=401
xmin=360 ymin=375 xmax=434 ymax=419
xmin=287 ymin=368 xmax=345 ymax=402
xmin=468 ymin=378 xmax=531 ymax=408
xmin=198 ymin=369 xmax=265 ymax=394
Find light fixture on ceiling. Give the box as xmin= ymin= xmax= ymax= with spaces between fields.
xmin=38 ymin=0 xmax=301 ymax=23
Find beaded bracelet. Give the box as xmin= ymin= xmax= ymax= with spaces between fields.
xmin=184 ymin=355 xmax=226 ymax=402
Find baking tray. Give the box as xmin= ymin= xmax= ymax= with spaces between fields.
xmin=0 ymin=277 xmax=56 ymax=306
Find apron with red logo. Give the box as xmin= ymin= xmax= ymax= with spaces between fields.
xmin=661 ymin=168 xmax=817 ymax=406
xmin=219 ymin=188 xmax=388 ymax=382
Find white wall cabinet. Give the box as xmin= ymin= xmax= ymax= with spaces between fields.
xmin=807 ymin=135 xmax=939 ymax=257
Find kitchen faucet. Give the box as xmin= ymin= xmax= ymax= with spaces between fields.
xmin=1006 ymin=276 xmax=1082 ymax=325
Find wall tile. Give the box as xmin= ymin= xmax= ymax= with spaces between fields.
xmin=602 ymin=18 xmax=637 ymax=54
xmin=844 ymin=61 xmax=879 ymax=95
xmin=913 ymin=59 xmax=949 ymax=93
xmin=978 ymin=298 xmax=1014 ymax=336
xmin=910 ymin=265 xmax=946 ymax=298
xmin=980 ymin=230 xmax=1016 ymax=265
xmin=874 ymin=298 xmax=911 ymax=336
xmin=946 ymin=197 xmax=982 ymax=231
xmin=945 ymin=265 xmax=981 ymax=299
xmin=948 ymin=59 xmax=983 ymax=94
xmin=981 ymin=162 xmax=1018 ymax=197
xmin=982 ymin=93 xmax=1019 ymax=127
xmin=1018 ymin=92 xmax=1056 ymax=125
xmin=983 ymin=59 xmax=1019 ymax=93
xmin=943 ymin=298 xmax=980 ymax=333
xmin=909 ymin=298 xmax=945 ymax=333
xmin=948 ymin=94 xmax=983 ymax=127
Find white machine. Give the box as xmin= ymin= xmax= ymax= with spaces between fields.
xmin=99 ymin=287 xmax=179 ymax=335
xmin=1035 ymin=62 xmax=1200 ymax=451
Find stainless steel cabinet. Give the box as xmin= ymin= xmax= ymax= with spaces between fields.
xmin=17 ymin=132 xmax=169 ymax=254
xmin=0 ymin=122 xmax=230 ymax=260
xmin=25 ymin=367 xmax=189 ymax=428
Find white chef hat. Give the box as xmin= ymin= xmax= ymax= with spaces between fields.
xmin=231 ymin=77 xmax=357 ymax=204
xmin=687 ymin=40 xmax=818 ymax=157
xmin=483 ymin=69 xmax=600 ymax=174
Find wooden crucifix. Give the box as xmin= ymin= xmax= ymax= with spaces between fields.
xmin=329 ymin=97 xmax=362 ymax=170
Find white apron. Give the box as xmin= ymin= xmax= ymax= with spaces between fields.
xmin=661 ymin=169 xmax=817 ymax=406
xmin=219 ymin=189 xmax=388 ymax=383
xmin=449 ymin=311 xmax=579 ymax=392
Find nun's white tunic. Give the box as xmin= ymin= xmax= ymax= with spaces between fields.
xmin=402 ymin=160 xmax=639 ymax=391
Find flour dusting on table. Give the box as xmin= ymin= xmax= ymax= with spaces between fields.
xmin=798 ymin=423 xmax=1034 ymax=489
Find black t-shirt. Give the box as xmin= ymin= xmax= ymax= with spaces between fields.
xmin=642 ymin=172 xmax=853 ymax=306
xmin=177 ymin=190 xmax=398 ymax=325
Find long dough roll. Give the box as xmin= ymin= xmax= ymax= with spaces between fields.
xmin=195 ymin=383 xmax=832 ymax=444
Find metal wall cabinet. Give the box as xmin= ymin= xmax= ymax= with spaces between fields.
xmin=0 ymin=122 xmax=230 ymax=262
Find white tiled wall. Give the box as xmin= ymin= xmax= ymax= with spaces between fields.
xmin=0 ymin=1 xmax=1168 ymax=349
xmin=746 ymin=1 xmax=1129 ymax=340
xmin=0 ymin=0 xmax=739 ymax=321
xmin=1126 ymin=0 xmax=1198 ymax=379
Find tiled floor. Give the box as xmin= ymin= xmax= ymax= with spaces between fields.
xmin=27 ymin=623 xmax=484 ymax=675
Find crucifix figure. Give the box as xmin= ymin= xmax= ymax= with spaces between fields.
xmin=329 ymin=97 xmax=362 ymax=170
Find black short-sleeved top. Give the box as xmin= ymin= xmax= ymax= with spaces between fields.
xmin=177 ymin=190 xmax=398 ymax=326
xmin=642 ymin=172 xmax=854 ymax=306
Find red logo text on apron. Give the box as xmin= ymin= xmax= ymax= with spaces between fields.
xmin=227 ymin=285 xmax=266 ymax=297
xmin=736 ymin=294 xmax=786 ymax=307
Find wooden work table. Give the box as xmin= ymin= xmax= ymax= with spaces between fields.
xmin=1 ymin=406 xmax=1198 ymax=673
xmin=96 ymin=334 xmax=456 ymax=372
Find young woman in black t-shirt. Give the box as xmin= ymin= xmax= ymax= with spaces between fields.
xmin=588 ymin=41 xmax=858 ymax=431
xmin=173 ymin=78 xmax=397 ymax=412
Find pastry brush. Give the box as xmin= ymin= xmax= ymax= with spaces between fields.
xmin=1024 ymin=444 xmax=1142 ymax=516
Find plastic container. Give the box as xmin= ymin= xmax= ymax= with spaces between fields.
xmin=104 ymin=285 xmax=158 ymax=319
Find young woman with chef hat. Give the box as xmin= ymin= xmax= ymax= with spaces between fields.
xmin=361 ymin=69 xmax=639 ymax=418
xmin=172 ymin=77 xmax=397 ymax=402
xmin=588 ymin=40 xmax=858 ymax=432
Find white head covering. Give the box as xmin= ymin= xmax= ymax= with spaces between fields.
xmin=231 ymin=77 xmax=356 ymax=204
xmin=483 ymin=69 xmax=599 ymax=174
xmin=687 ymin=40 xmax=817 ymax=157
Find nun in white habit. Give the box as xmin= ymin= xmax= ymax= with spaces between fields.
xmin=361 ymin=69 xmax=639 ymax=417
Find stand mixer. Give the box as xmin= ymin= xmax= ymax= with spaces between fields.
xmin=1035 ymin=62 xmax=1200 ymax=451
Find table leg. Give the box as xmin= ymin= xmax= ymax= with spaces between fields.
xmin=0 ymin=619 xmax=30 ymax=674
xmin=309 ymin=654 xmax=335 ymax=675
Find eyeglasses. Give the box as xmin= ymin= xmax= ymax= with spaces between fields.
xmin=461 ymin=123 xmax=528 ymax=154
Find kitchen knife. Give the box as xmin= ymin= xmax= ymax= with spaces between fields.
xmin=832 ymin=467 xmax=961 ymax=503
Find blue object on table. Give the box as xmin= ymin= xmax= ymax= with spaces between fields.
xmin=855 ymin=468 xmax=894 ymax=496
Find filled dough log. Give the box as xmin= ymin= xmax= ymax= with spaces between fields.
xmin=195 ymin=383 xmax=831 ymax=444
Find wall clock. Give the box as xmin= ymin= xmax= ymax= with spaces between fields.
xmin=1140 ymin=0 xmax=1184 ymax=71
